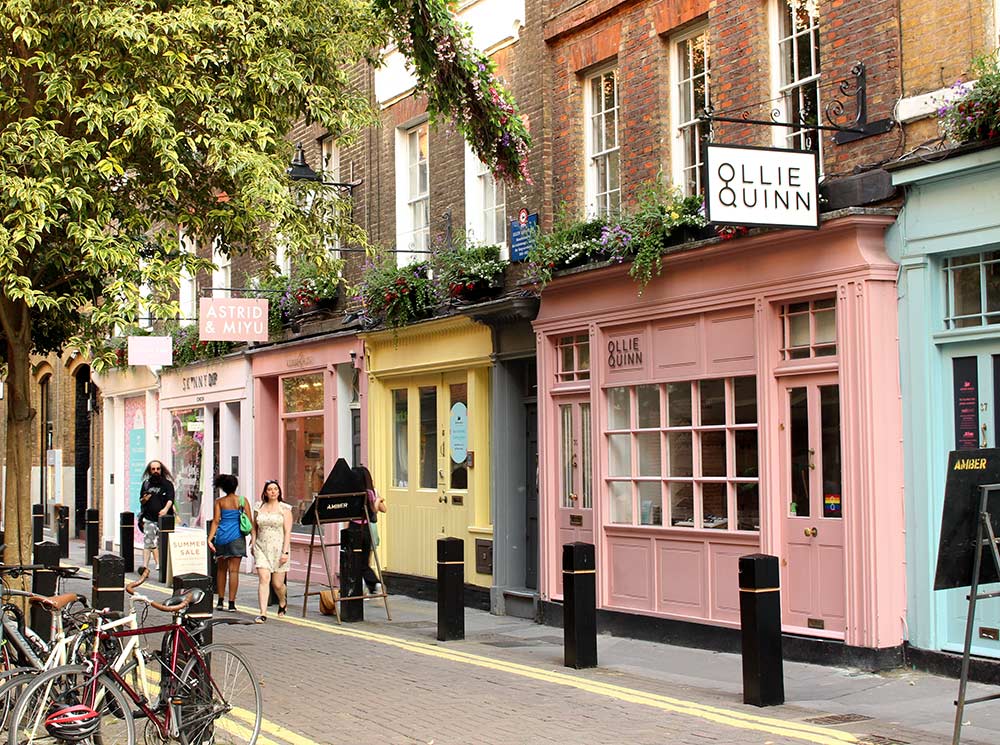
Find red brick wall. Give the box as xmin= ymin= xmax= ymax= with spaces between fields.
xmin=545 ymin=0 xmax=903 ymax=214
xmin=362 ymin=0 xmax=550 ymax=288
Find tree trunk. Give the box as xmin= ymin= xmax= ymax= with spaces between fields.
xmin=2 ymin=298 xmax=35 ymax=568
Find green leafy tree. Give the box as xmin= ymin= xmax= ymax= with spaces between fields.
xmin=0 ymin=0 xmax=531 ymax=565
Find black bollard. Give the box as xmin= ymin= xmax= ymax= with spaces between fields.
xmin=85 ymin=508 xmax=100 ymax=565
xmin=57 ymin=505 xmax=70 ymax=559
xmin=339 ymin=526 xmax=364 ymax=622
xmin=563 ymin=542 xmax=597 ymax=669
xmin=173 ymin=573 xmax=214 ymax=645
xmin=738 ymin=554 xmax=785 ymax=707
xmin=158 ymin=513 xmax=175 ymax=584
xmin=31 ymin=541 xmax=60 ymax=641
xmin=92 ymin=553 xmax=125 ymax=613
xmin=437 ymin=537 xmax=465 ymax=641
xmin=120 ymin=512 xmax=135 ymax=573
xmin=32 ymin=504 xmax=44 ymax=545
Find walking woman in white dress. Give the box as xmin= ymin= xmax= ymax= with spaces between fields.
xmin=252 ymin=480 xmax=293 ymax=623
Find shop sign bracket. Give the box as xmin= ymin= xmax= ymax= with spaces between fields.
xmin=700 ymin=61 xmax=895 ymax=146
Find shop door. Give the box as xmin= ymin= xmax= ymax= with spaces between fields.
xmin=779 ymin=376 xmax=846 ymax=637
xmin=941 ymin=349 xmax=1000 ymax=657
xmin=388 ymin=374 xmax=471 ymax=579
xmin=554 ymin=396 xmax=593 ymax=597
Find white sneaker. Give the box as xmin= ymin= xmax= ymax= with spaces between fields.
xmin=373 ymin=583 xmax=382 ymax=595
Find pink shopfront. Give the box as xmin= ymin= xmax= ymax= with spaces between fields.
xmin=250 ymin=333 xmax=365 ymax=582
xmin=534 ymin=213 xmax=906 ymax=652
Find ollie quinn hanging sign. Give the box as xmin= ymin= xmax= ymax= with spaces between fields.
xmin=199 ymin=298 xmax=269 ymax=342
xmin=704 ymin=144 xmax=819 ymax=230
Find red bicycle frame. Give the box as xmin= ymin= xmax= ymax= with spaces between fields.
xmin=82 ymin=619 xmax=216 ymax=740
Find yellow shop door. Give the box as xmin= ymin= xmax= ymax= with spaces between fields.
xmin=386 ymin=373 xmax=472 ymax=579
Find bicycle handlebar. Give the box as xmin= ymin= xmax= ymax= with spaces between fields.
xmin=125 ymin=566 xmax=195 ymax=614
xmin=125 ymin=566 xmax=150 ymax=595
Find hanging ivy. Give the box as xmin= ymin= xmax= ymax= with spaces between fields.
xmin=374 ymin=0 xmax=532 ymax=183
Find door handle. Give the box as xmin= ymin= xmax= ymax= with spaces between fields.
xmin=804 ymin=527 xmax=818 ymax=538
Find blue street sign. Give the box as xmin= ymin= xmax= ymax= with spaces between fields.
xmin=510 ymin=212 xmax=538 ymax=262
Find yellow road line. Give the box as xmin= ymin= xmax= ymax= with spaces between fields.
xmin=76 ymin=569 xmax=321 ymax=745
xmin=216 ymin=715 xmax=284 ymax=745
xmin=85 ymin=569 xmax=857 ymax=744
xmin=232 ymin=707 xmax=322 ymax=745
xmin=275 ymin=612 xmax=857 ymax=745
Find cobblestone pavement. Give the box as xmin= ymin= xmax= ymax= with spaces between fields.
xmin=64 ymin=548 xmax=988 ymax=745
xmin=114 ymin=575 xmax=970 ymax=745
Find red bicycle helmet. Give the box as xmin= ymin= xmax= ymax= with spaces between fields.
xmin=44 ymin=703 xmax=100 ymax=742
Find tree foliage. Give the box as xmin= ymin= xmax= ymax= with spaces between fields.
xmin=0 ymin=0 xmax=532 ymax=562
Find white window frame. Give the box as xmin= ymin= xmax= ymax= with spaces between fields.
xmin=321 ymin=136 xmax=343 ymax=259
xmin=274 ymin=243 xmax=292 ymax=276
xmin=770 ymin=0 xmax=822 ymax=168
xmin=670 ymin=24 xmax=710 ymax=196
xmin=211 ymin=238 xmax=230 ymax=298
xmin=394 ymin=121 xmax=430 ymax=266
xmin=464 ymin=146 xmax=508 ymax=255
xmin=584 ymin=66 xmax=621 ymax=218
xmin=178 ymin=228 xmax=197 ymax=327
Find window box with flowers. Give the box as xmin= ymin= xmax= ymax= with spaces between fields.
xmin=170 ymin=323 xmax=238 ymax=367
xmin=434 ymin=238 xmax=508 ymax=303
xmin=938 ymin=53 xmax=1000 ymax=145
xmin=527 ymin=177 xmax=707 ymax=291
xmin=356 ymin=258 xmax=439 ymax=329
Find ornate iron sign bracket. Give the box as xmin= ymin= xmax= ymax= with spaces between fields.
xmin=700 ymin=61 xmax=894 ymax=145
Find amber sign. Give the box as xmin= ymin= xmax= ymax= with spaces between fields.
xmin=199 ymin=298 xmax=269 ymax=342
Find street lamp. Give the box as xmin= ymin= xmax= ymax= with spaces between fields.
xmin=287 ymin=143 xmax=320 ymax=182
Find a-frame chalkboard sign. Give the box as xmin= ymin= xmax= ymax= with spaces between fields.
xmin=933 ymin=449 xmax=1000 ymax=744
xmin=300 ymin=458 xmax=390 ymax=622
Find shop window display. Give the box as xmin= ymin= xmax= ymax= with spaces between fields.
xmin=170 ymin=408 xmax=204 ymax=527
xmin=605 ymin=376 xmax=759 ymax=530
xmin=281 ymin=373 xmax=325 ymax=532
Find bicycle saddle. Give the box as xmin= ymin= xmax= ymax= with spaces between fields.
xmin=164 ymin=589 xmax=205 ymax=607
xmin=28 ymin=593 xmax=85 ymax=611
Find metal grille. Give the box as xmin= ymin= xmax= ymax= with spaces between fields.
xmin=804 ymin=713 xmax=874 ymax=725
xmin=861 ymin=736 xmax=909 ymax=745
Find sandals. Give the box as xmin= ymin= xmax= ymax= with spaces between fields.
xmin=277 ymin=605 xmax=287 ymax=617
xmin=254 ymin=615 xmax=267 ymax=624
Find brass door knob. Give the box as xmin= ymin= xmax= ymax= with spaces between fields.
xmin=804 ymin=527 xmax=818 ymax=537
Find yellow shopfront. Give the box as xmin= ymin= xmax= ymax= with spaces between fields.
xmin=364 ymin=317 xmax=493 ymax=587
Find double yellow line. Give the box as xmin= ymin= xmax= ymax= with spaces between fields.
xmin=276 ymin=612 xmax=863 ymax=745
xmin=96 ymin=569 xmax=866 ymax=745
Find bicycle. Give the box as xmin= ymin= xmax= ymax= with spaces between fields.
xmin=6 ymin=567 xmax=262 ymax=744
xmin=0 ymin=560 xmax=89 ymax=729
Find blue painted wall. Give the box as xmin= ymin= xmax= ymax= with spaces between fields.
xmin=888 ymin=145 xmax=1000 ymax=656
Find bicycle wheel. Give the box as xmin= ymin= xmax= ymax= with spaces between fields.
xmin=6 ymin=664 xmax=135 ymax=745
xmin=177 ymin=644 xmax=261 ymax=745
xmin=0 ymin=668 xmax=35 ymax=731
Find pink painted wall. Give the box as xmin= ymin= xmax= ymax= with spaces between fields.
xmin=534 ymin=215 xmax=905 ymax=648
xmin=250 ymin=334 xmax=365 ymax=584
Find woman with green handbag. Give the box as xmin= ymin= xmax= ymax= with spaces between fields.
xmin=208 ymin=473 xmax=254 ymax=612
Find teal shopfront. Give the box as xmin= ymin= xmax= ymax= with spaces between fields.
xmin=888 ymin=142 xmax=1000 ymax=659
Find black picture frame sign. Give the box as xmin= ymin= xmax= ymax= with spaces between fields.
xmin=933 ymin=448 xmax=1000 ymax=590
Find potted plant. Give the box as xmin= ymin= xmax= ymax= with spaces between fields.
xmin=938 ymin=52 xmax=1000 ymax=144
xmin=435 ymin=236 xmax=508 ymax=303
xmin=356 ymin=258 xmax=439 ymax=329
xmin=296 ymin=259 xmax=342 ymax=310
xmin=525 ymin=210 xmax=610 ymax=284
